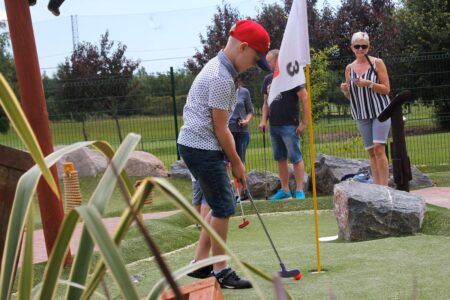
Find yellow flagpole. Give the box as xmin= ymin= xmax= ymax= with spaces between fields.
xmin=305 ymin=64 xmax=321 ymax=273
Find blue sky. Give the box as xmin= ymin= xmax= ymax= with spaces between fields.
xmin=0 ymin=0 xmax=340 ymax=75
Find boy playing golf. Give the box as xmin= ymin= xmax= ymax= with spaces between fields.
xmin=177 ymin=20 xmax=271 ymax=289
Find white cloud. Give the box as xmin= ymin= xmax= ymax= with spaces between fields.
xmin=0 ymin=10 xmax=7 ymax=21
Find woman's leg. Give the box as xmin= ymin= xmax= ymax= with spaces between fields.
xmin=372 ymin=118 xmax=391 ymax=185
xmin=367 ymin=148 xmax=380 ymax=184
xmin=373 ymin=143 xmax=389 ymax=185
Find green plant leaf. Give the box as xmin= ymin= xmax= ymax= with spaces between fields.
xmin=82 ymin=179 xmax=152 ymax=299
xmin=76 ymin=206 xmax=140 ymax=300
xmin=0 ymin=141 xmax=94 ymax=300
xmin=0 ymin=73 xmax=59 ymax=197
xmin=67 ymin=133 xmax=139 ymax=300
xmin=36 ymin=210 xmax=80 ymax=299
xmin=17 ymin=203 xmax=34 ymax=300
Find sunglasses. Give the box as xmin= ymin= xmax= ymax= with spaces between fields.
xmin=353 ymin=44 xmax=369 ymax=50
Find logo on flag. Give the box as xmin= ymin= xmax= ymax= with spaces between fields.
xmin=268 ymin=0 xmax=310 ymax=107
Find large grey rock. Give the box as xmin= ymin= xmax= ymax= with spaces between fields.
xmin=56 ymin=146 xmax=108 ymax=177
xmin=314 ymin=154 xmax=433 ymax=194
xmin=333 ymin=181 xmax=426 ymax=241
xmin=247 ymin=170 xmax=280 ymax=199
xmin=57 ymin=147 xmax=168 ymax=178
xmin=247 ymin=168 xmax=309 ymax=199
xmin=390 ymin=165 xmax=433 ymax=189
xmin=169 ymin=160 xmax=192 ymax=180
xmin=124 ymin=151 xmax=168 ymax=177
xmin=314 ymin=154 xmax=370 ymax=194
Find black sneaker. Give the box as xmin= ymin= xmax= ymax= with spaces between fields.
xmin=187 ymin=260 xmax=213 ymax=279
xmin=214 ymin=268 xmax=252 ymax=289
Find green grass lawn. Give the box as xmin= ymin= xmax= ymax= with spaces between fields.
xmin=96 ymin=211 xmax=450 ymax=299
xmin=23 ymin=165 xmax=450 ymax=298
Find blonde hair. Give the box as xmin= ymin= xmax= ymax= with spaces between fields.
xmin=351 ymin=32 xmax=370 ymax=45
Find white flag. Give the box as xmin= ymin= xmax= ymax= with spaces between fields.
xmin=268 ymin=0 xmax=310 ymax=107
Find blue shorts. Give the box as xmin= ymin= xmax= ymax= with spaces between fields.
xmin=269 ymin=125 xmax=303 ymax=163
xmin=232 ymin=131 xmax=249 ymax=163
xmin=356 ymin=118 xmax=391 ymax=150
xmin=192 ymin=179 xmax=207 ymax=206
xmin=178 ymin=144 xmax=235 ymax=218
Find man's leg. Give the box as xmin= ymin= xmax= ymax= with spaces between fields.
xmin=278 ymin=159 xmax=290 ymax=192
xmin=293 ymin=159 xmax=305 ymax=191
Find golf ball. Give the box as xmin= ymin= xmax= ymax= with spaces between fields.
xmin=294 ymin=273 xmax=302 ymax=280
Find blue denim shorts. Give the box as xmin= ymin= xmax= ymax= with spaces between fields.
xmin=178 ymin=144 xmax=235 ymax=218
xmin=269 ymin=125 xmax=303 ymax=163
xmin=356 ymin=118 xmax=391 ymax=150
xmin=191 ymin=179 xmax=207 ymax=206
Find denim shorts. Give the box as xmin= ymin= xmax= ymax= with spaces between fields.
xmin=356 ymin=118 xmax=391 ymax=150
xmin=231 ymin=131 xmax=250 ymax=163
xmin=178 ymin=144 xmax=235 ymax=218
xmin=191 ymin=179 xmax=207 ymax=206
xmin=269 ymin=125 xmax=302 ymax=163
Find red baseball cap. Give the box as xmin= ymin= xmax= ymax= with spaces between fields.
xmin=230 ymin=20 xmax=271 ymax=71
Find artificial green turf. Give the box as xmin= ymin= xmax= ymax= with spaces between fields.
xmin=420 ymin=204 xmax=450 ymax=237
xmin=99 ymin=211 xmax=450 ymax=299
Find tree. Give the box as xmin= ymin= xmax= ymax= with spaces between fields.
xmin=255 ymin=2 xmax=287 ymax=49
xmin=0 ymin=21 xmax=16 ymax=134
xmin=55 ymin=31 xmax=139 ymax=141
xmin=326 ymin=0 xmax=399 ymax=56
xmin=395 ymin=0 xmax=450 ymax=129
xmin=185 ymin=3 xmax=241 ymax=74
xmin=396 ymin=0 xmax=449 ymax=53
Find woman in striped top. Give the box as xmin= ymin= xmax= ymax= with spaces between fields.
xmin=340 ymin=32 xmax=391 ymax=185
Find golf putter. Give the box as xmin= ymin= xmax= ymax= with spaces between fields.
xmin=228 ymin=168 xmax=249 ymax=229
xmin=262 ymin=131 xmax=268 ymax=200
xmin=246 ymin=189 xmax=301 ymax=278
xmin=234 ymin=179 xmax=249 ymax=229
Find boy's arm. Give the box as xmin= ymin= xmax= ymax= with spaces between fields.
xmin=212 ymin=108 xmax=246 ymax=186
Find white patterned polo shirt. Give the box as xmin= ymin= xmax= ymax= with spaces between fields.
xmin=178 ymin=50 xmax=238 ymax=150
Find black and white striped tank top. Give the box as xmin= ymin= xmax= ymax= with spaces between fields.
xmin=349 ymin=59 xmax=390 ymax=120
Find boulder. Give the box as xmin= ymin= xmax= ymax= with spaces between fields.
xmin=389 ymin=165 xmax=432 ymax=189
xmin=246 ymin=168 xmax=309 ymax=199
xmin=124 ymin=151 xmax=168 ymax=177
xmin=56 ymin=146 xmax=108 ymax=177
xmin=169 ymin=160 xmax=192 ymax=180
xmin=333 ymin=181 xmax=426 ymax=241
xmin=56 ymin=147 xmax=168 ymax=178
xmin=314 ymin=154 xmax=433 ymax=194
xmin=314 ymin=154 xmax=370 ymax=194
xmin=247 ymin=170 xmax=280 ymax=199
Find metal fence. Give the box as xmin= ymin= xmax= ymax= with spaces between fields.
xmin=1 ymin=52 xmax=449 ymax=172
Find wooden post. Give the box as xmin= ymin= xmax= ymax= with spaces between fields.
xmin=4 ymin=0 xmax=71 ymax=263
xmin=378 ymin=90 xmax=413 ymax=192
xmin=0 ymin=145 xmax=34 ymax=269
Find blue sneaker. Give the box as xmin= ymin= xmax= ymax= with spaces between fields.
xmin=269 ymin=188 xmax=292 ymax=200
xmin=294 ymin=190 xmax=305 ymax=200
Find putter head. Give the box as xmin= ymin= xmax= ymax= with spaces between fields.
xmin=279 ymin=263 xmax=301 ymax=278
xmin=238 ymin=219 xmax=249 ymax=229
